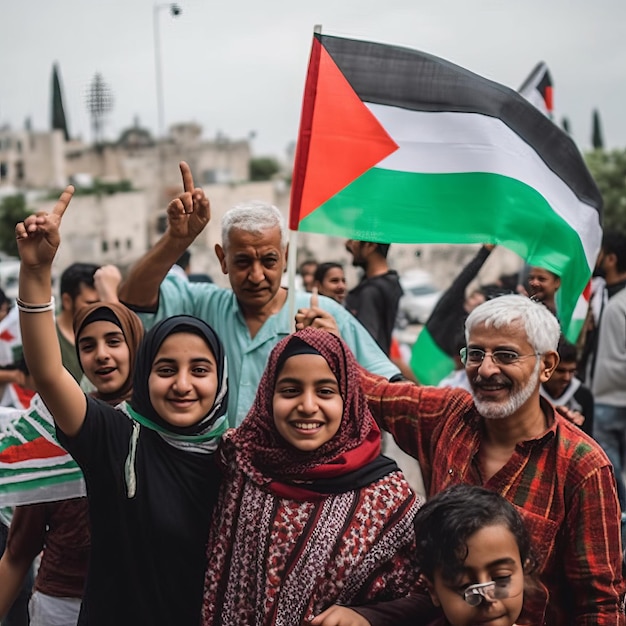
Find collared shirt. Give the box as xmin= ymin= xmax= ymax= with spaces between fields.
xmin=360 ymin=370 xmax=626 ymax=626
xmin=137 ymin=276 xmax=399 ymax=426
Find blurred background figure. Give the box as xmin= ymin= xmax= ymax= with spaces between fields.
xmin=344 ymin=240 xmax=401 ymax=356
xmin=298 ymin=259 xmax=318 ymax=293
xmin=541 ymin=335 xmax=594 ymax=437
xmin=313 ymin=262 xmax=346 ymax=304
xmin=525 ymin=265 xmax=561 ymax=315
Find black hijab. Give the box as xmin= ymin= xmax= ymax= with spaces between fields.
xmin=128 ymin=315 xmax=228 ymax=444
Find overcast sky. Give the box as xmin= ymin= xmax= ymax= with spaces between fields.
xmin=1 ymin=0 xmax=624 ymax=162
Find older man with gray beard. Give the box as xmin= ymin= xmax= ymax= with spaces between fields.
xmin=307 ymin=295 xmax=625 ymax=626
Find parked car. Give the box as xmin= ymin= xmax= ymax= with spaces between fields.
xmin=0 ymin=259 xmax=58 ymax=302
xmin=0 ymin=259 xmax=20 ymax=300
xmin=397 ymin=270 xmax=442 ymax=325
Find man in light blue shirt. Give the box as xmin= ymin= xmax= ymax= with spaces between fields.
xmin=120 ymin=162 xmax=399 ymax=426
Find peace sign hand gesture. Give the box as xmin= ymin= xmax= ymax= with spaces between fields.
xmin=15 ymin=185 xmax=74 ymax=269
xmin=166 ymin=161 xmax=211 ymax=241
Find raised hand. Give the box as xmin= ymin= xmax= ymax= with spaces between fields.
xmin=307 ymin=605 xmax=371 ymax=626
xmin=295 ymin=287 xmax=342 ymax=337
xmin=15 ymin=185 xmax=74 ymax=269
xmin=94 ymin=264 xmax=123 ymax=303
xmin=555 ymin=405 xmax=585 ymax=427
xmin=166 ymin=161 xmax=210 ymax=241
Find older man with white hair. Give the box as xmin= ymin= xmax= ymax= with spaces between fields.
xmin=312 ymin=295 xmax=625 ymax=626
xmin=119 ymin=162 xmax=399 ymax=427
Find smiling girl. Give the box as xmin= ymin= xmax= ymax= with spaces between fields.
xmin=15 ymin=187 xmax=228 ymax=626
xmin=201 ymin=327 xmax=421 ymax=625
xmin=0 ymin=301 xmax=143 ymax=626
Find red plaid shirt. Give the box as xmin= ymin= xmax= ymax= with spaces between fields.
xmin=361 ymin=370 xmax=626 ymax=625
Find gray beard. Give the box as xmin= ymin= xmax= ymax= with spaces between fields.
xmin=473 ymin=359 xmax=540 ymax=420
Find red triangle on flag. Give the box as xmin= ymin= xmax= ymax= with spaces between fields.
xmin=1 ymin=437 xmax=69 ymax=463
xmin=0 ymin=329 xmax=15 ymax=342
xmin=290 ymin=37 xmax=398 ymax=228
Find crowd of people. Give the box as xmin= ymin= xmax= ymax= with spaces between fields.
xmin=0 ymin=160 xmax=624 ymax=625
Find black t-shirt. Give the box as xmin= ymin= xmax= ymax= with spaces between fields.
xmin=344 ymin=271 xmax=403 ymax=355
xmin=57 ymin=397 xmax=221 ymax=626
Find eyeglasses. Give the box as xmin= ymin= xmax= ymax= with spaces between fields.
xmin=459 ymin=347 xmax=539 ymax=367
xmin=462 ymin=579 xmax=512 ymax=606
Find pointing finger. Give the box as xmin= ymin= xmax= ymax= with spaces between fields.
xmin=310 ymin=286 xmax=319 ymax=308
xmin=51 ymin=185 xmax=75 ymax=218
xmin=180 ymin=161 xmax=194 ymax=193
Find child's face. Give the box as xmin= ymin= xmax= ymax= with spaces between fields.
xmin=427 ymin=524 xmax=524 ymax=626
xmin=148 ymin=332 xmax=218 ymax=427
xmin=273 ymin=354 xmax=343 ymax=451
xmin=78 ymin=321 xmax=130 ymax=396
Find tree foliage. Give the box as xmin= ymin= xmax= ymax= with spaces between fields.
xmin=249 ymin=157 xmax=280 ymax=181
xmin=585 ymin=149 xmax=626 ymax=231
xmin=0 ymin=195 xmax=31 ymax=257
xmin=561 ymin=116 xmax=571 ymax=135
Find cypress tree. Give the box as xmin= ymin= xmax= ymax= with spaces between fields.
xmin=561 ymin=116 xmax=571 ymax=135
xmin=592 ymin=109 xmax=604 ymax=150
xmin=51 ymin=63 xmax=70 ymax=141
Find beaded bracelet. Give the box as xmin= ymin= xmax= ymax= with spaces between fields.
xmin=16 ymin=297 xmax=55 ymax=313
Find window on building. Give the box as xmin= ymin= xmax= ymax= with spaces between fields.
xmin=126 ymin=238 xmax=132 ymax=250
xmin=0 ymin=162 xmax=7 ymax=180
xmin=202 ymin=169 xmax=217 ymax=184
xmin=157 ymin=215 xmax=168 ymax=234
xmin=102 ymin=241 xmax=109 ymax=253
xmin=15 ymin=162 xmax=24 ymax=180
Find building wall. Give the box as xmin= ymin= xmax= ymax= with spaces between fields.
xmin=30 ymin=191 xmax=150 ymax=276
xmin=0 ymin=129 xmax=66 ymax=190
xmin=1 ymin=121 xmax=524 ymax=298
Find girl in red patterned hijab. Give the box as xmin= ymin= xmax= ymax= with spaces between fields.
xmin=202 ymin=328 xmax=423 ymax=625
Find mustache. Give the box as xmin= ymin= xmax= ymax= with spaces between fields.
xmin=472 ymin=373 xmax=511 ymax=387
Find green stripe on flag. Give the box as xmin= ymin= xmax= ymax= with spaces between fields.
xmin=300 ymin=167 xmax=590 ymax=333
xmin=410 ymin=327 xmax=456 ymax=386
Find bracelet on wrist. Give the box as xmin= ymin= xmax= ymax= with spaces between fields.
xmin=16 ymin=297 xmax=55 ymax=313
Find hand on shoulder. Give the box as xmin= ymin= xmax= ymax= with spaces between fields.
xmin=307 ymin=605 xmax=371 ymax=626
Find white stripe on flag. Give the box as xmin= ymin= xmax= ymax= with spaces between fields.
xmin=367 ymin=104 xmax=600 ymax=271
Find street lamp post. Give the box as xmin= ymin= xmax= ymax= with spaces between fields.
xmin=152 ymin=3 xmax=181 ymax=244
xmin=153 ymin=3 xmax=181 ymax=139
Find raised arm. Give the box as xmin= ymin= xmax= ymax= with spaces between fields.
xmin=16 ymin=186 xmax=86 ymax=436
xmin=118 ymin=161 xmax=210 ymax=309
xmin=93 ymin=263 xmax=122 ymax=303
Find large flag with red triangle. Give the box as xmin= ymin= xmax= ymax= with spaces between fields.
xmin=289 ymin=32 xmax=602 ymax=344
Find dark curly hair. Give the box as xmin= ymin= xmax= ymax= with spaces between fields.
xmin=413 ymin=484 xmax=537 ymax=584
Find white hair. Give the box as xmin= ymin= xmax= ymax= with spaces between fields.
xmin=220 ymin=201 xmax=287 ymax=250
xmin=465 ymin=294 xmax=560 ymax=353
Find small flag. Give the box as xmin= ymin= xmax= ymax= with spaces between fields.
xmin=518 ymin=61 xmax=554 ymax=118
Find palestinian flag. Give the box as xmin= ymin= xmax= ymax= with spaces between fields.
xmin=290 ymin=33 xmax=602 ymax=383
xmin=0 ymin=394 xmax=85 ymax=506
xmin=518 ymin=61 xmax=554 ymax=119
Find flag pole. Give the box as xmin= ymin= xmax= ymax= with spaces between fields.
xmin=287 ymin=23 xmax=322 ymax=333
xmin=287 ymin=229 xmax=298 ymax=333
